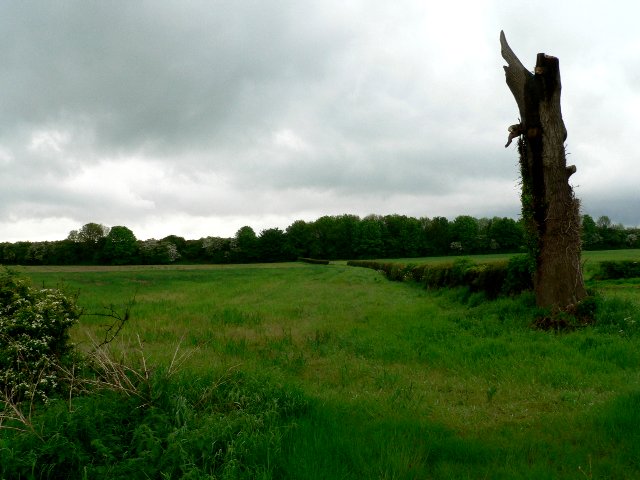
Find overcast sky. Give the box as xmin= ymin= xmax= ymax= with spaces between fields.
xmin=1 ymin=0 xmax=638 ymax=242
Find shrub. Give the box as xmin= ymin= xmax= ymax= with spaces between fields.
xmin=421 ymin=263 xmax=454 ymax=289
xmin=0 ymin=268 xmax=80 ymax=403
xmin=468 ymin=263 xmax=508 ymax=299
xmin=595 ymin=261 xmax=640 ymax=280
xmin=348 ymin=257 xmax=533 ymax=300
xmin=502 ymin=255 xmax=534 ymax=296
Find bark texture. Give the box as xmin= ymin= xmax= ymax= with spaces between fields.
xmin=500 ymin=31 xmax=587 ymax=310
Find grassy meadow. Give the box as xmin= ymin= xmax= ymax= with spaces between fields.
xmin=18 ymin=250 xmax=640 ymax=478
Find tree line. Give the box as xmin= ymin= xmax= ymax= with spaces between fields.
xmin=0 ymin=214 xmax=637 ymax=266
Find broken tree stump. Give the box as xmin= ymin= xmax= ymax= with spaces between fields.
xmin=500 ymin=31 xmax=587 ymax=310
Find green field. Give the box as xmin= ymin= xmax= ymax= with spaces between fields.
xmin=14 ymin=251 xmax=640 ymax=478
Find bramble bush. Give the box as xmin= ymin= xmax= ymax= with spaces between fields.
xmin=0 ymin=268 xmax=80 ymax=404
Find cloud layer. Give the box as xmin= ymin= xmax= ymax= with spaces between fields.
xmin=1 ymin=1 xmax=638 ymax=241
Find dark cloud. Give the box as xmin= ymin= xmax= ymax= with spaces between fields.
xmin=0 ymin=1 xmax=638 ymax=241
xmin=1 ymin=1 xmax=349 ymax=152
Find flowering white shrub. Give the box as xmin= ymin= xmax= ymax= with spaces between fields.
xmin=449 ymin=241 xmax=463 ymax=253
xmin=0 ymin=269 xmax=80 ymax=403
xmin=138 ymin=239 xmax=181 ymax=264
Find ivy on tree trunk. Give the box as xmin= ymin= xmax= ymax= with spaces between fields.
xmin=500 ymin=31 xmax=586 ymax=310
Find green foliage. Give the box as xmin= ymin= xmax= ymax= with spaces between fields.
xmin=0 ymin=368 xmax=308 ymax=479
xmin=348 ymin=256 xmax=533 ymax=299
xmin=450 ymin=215 xmax=480 ymax=254
xmin=67 ymin=222 xmax=110 ymax=244
xmin=517 ymin=138 xmax=543 ymax=265
xmin=138 ymin=239 xmax=182 ymax=264
xmin=102 ymin=226 xmax=138 ymax=265
xmin=201 ymin=236 xmax=233 ymax=263
xmin=258 ymin=228 xmax=290 ymax=262
xmin=0 ymin=268 xmax=80 ymax=403
xmin=234 ymin=226 xmax=259 ymax=262
xmin=502 ymin=254 xmax=535 ymax=295
xmin=4 ymin=212 xmax=639 ymax=266
xmin=595 ymin=260 xmax=640 ymax=280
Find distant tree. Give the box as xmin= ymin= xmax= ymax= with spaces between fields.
xmin=581 ymin=215 xmax=601 ymax=250
xmin=355 ymin=215 xmax=384 ymax=259
xmin=138 ymin=239 xmax=180 ymax=264
xmin=180 ymin=239 xmax=204 ymax=262
xmin=383 ymin=214 xmax=422 ymax=258
xmin=451 ymin=215 xmax=480 ymax=254
xmin=0 ymin=243 xmax=15 ymax=264
xmin=233 ymin=226 xmax=259 ymax=262
xmin=201 ymin=237 xmax=232 ymax=263
xmin=68 ymin=223 xmax=110 ymax=244
xmin=595 ymin=216 xmax=626 ymax=249
xmin=422 ymin=217 xmax=451 ymax=256
xmin=475 ymin=217 xmax=491 ymax=251
xmin=596 ymin=216 xmax=612 ymax=230
xmin=487 ymin=217 xmax=524 ymax=252
xmin=162 ymin=235 xmax=187 ymax=257
xmin=8 ymin=242 xmax=33 ymax=265
xmin=164 ymin=242 xmax=180 ymax=263
xmin=26 ymin=242 xmax=48 ymax=265
xmin=285 ymin=220 xmax=313 ymax=259
xmin=258 ymin=228 xmax=288 ymax=262
xmin=103 ymin=226 xmax=138 ymax=265
xmin=44 ymin=240 xmax=75 ymax=265
xmin=309 ymin=216 xmax=339 ymax=259
xmin=333 ymin=215 xmax=360 ymax=259
xmin=67 ymin=223 xmax=110 ymax=263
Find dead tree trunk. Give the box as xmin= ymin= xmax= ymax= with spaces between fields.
xmin=500 ymin=31 xmax=587 ymax=310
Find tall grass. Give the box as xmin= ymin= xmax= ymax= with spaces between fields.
xmin=14 ymin=258 xmax=640 ymax=478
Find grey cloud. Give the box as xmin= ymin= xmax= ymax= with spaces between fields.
xmin=1 ymin=1 xmax=638 ymax=241
xmin=0 ymin=1 xmax=350 ymax=155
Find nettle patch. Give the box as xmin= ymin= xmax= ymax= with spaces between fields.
xmin=0 ymin=269 xmax=80 ymax=403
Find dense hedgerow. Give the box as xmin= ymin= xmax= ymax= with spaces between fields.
xmin=595 ymin=260 xmax=640 ymax=280
xmin=347 ymin=256 xmax=533 ymax=299
xmin=0 ymin=268 xmax=80 ymax=403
